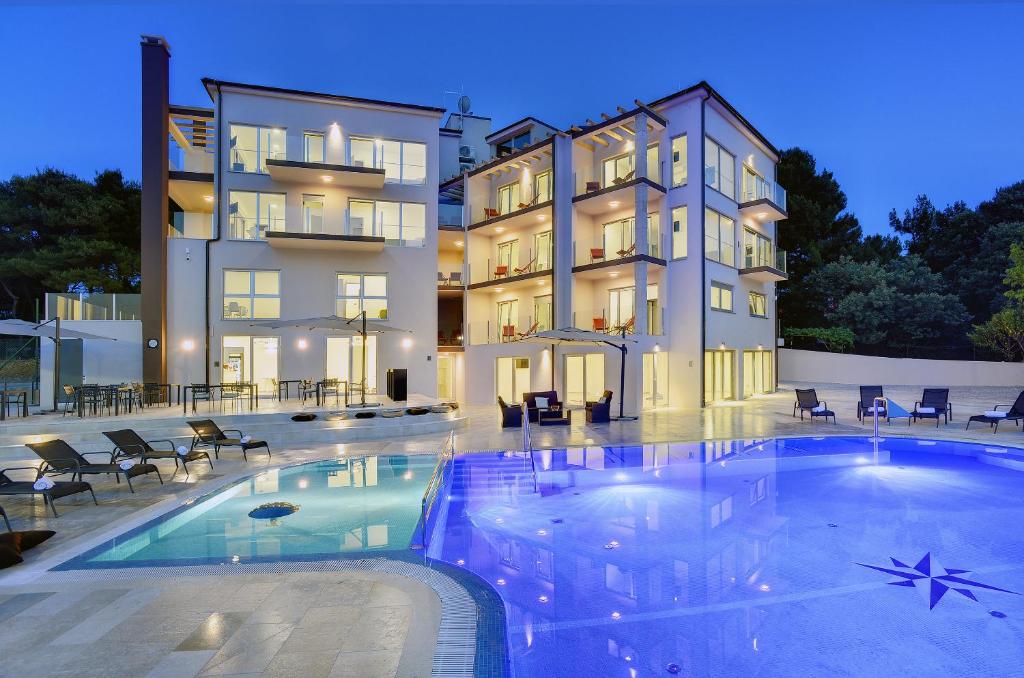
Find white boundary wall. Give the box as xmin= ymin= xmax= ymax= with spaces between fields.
xmin=779 ymin=348 xmax=1024 ymax=387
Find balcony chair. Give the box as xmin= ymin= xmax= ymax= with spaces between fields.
xmin=612 ymin=170 xmax=635 ymax=185
xmin=966 ymin=391 xmax=1024 ymax=432
xmin=593 ymin=317 xmax=608 ymax=332
xmin=586 ymin=390 xmax=613 ymax=423
xmin=449 ymin=271 xmax=462 ymax=285
xmin=514 ymin=255 xmax=537 ymax=275
xmin=484 ymin=208 xmax=501 ymax=219
xmin=494 ymin=265 xmax=509 ymax=278
xmin=517 ymin=321 xmax=539 ymax=339
xmin=517 ymin=195 xmax=540 ymax=210
xmin=911 ymin=388 xmax=952 ymax=427
xmin=585 ymin=181 xmax=601 ymax=192
xmin=590 ymin=248 xmax=605 ymax=263
xmin=616 ymin=243 xmax=636 ymax=258
xmin=793 ymin=388 xmax=836 ymax=423
xmin=614 ymin=316 xmax=635 ymax=335
xmin=437 ymin=272 xmax=449 ymax=286
xmin=501 ymin=325 xmax=517 ymax=343
xmin=497 ymin=397 xmax=522 ymax=428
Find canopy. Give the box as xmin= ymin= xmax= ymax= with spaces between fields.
xmin=516 ymin=327 xmax=638 ymax=347
xmin=516 ymin=327 xmax=638 ymax=420
xmin=0 ymin=319 xmax=117 ymax=341
xmin=248 ymin=315 xmax=408 ymax=334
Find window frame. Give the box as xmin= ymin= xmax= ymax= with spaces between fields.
xmin=704 ymin=207 xmax=736 ymax=267
xmin=710 ymin=281 xmax=734 ymax=313
xmin=671 ymin=205 xmax=687 ymax=260
xmin=228 ymin=123 xmax=285 ymax=174
xmin=347 ymin=136 xmax=427 ymax=185
xmin=533 ymin=170 xmax=553 ymax=203
xmin=303 ymin=131 xmax=325 ymax=163
xmin=345 ymin=198 xmax=426 ymax=247
xmin=743 ymin=228 xmax=773 ymax=269
xmin=704 ymin=136 xmax=736 ymax=200
xmin=748 ymin=291 xmax=767 ymax=318
xmin=336 ymin=273 xmax=389 ymax=321
xmin=226 ymin=190 xmax=286 ymax=241
xmin=671 ymin=134 xmax=688 ymax=187
xmin=222 ymin=269 xmax=281 ymax=320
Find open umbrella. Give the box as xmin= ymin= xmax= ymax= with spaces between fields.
xmin=249 ymin=313 xmax=409 ymax=407
xmin=0 ymin=318 xmax=118 ymax=412
xmin=517 ymin=327 xmax=639 ymax=420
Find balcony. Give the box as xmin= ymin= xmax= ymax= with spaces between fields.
xmin=572 ymin=174 xmax=665 ymax=217
xmin=467 ymin=314 xmax=549 ymax=345
xmin=570 ymin=306 xmax=664 ymax=336
xmin=265 ymin=158 xmax=386 ymax=189
xmin=572 ymin=230 xmax=667 ymax=278
xmin=468 ymin=200 xmax=553 ymax=236
xmin=438 ymin=268 xmax=466 ymax=295
xmin=230 ymin=213 xmax=386 ymax=252
xmin=468 ymin=245 xmax=554 ymax=290
xmin=739 ymin=175 xmax=788 ymax=222
xmin=740 ymin=248 xmax=788 ymax=282
xmin=168 ymin=170 xmax=213 ymax=213
xmin=45 ymin=293 xmax=142 ymax=321
xmin=439 ymin=203 xmax=464 ymax=231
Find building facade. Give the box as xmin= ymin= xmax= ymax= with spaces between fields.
xmin=141 ymin=36 xmax=787 ymax=414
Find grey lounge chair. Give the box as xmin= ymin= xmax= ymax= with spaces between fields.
xmin=966 ymin=391 xmax=1024 ymax=432
xmin=187 ymin=419 xmax=270 ymax=460
xmin=26 ymin=440 xmax=162 ymax=493
xmin=103 ymin=429 xmax=213 ymax=476
xmin=857 ymin=386 xmax=887 ymax=423
xmin=0 ymin=466 xmax=97 ymax=517
xmin=911 ymin=389 xmax=952 ymax=427
xmin=794 ymin=388 xmax=836 ymax=423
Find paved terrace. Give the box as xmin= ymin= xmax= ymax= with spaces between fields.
xmin=1 ymin=382 xmax=1022 ymax=677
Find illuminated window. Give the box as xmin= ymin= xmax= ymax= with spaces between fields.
xmin=704 ymin=208 xmax=735 ymax=266
xmin=228 ymin=124 xmax=285 ymax=174
xmin=227 ymin=191 xmax=285 ymax=240
xmin=349 ymin=137 xmax=426 ymax=184
xmin=704 ymin=137 xmax=735 ymax=198
xmin=671 ymin=206 xmax=687 ymax=259
xmin=337 ymin=274 xmax=388 ymax=320
xmin=671 ymin=135 xmax=687 ymax=186
xmin=223 ymin=270 xmax=280 ymax=319
xmin=710 ymin=282 xmax=733 ymax=312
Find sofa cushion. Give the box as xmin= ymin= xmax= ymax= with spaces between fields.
xmin=0 ymin=544 xmax=22 ymax=569
xmin=0 ymin=530 xmax=56 ymax=554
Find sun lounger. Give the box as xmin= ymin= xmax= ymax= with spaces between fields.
xmin=103 ymin=429 xmax=213 ymax=476
xmin=911 ymin=389 xmax=952 ymax=427
xmin=26 ymin=439 xmax=162 ymax=494
xmin=187 ymin=419 xmax=270 ymax=460
xmin=966 ymin=391 xmax=1024 ymax=432
xmin=793 ymin=388 xmax=836 ymax=423
xmin=0 ymin=466 xmax=97 ymax=518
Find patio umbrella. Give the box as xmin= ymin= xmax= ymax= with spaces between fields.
xmin=0 ymin=319 xmax=118 ymax=412
xmin=517 ymin=327 xmax=639 ymax=420
xmin=249 ymin=314 xmax=409 ymax=407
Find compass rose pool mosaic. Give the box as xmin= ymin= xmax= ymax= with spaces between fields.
xmin=59 ymin=437 xmax=1024 ymax=676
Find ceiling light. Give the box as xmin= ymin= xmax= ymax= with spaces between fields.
xmin=494 ymin=287 xmax=504 ymax=293
xmin=203 ymin=195 xmax=214 ymax=203
xmin=455 ymin=240 xmax=464 ymax=247
xmin=322 ymin=175 xmax=333 ymax=182
xmin=609 ymin=201 xmax=620 ymax=208
xmin=537 ymin=215 xmax=546 ymax=221
xmin=757 ymin=212 xmax=768 ymax=219
xmin=610 ymin=272 xmax=619 ymax=277
xmin=495 ymin=227 xmax=505 ymax=234
xmin=537 ymin=280 xmax=545 ymax=286
xmin=297 ymin=338 xmax=308 ymax=350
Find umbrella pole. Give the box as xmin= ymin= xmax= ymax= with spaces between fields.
xmin=52 ymin=317 xmax=61 ymax=412
xmin=611 ymin=341 xmax=637 ymax=421
xmin=550 ymin=343 xmax=555 ymax=391
xmin=361 ymin=311 xmax=367 ymax=407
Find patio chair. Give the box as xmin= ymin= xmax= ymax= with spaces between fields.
xmin=484 ymin=208 xmax=501 ymax=219
xmin=857 ymin=386 xmax=887 ymax=423
xmin=61 ymin=385 xmax=77 ymax=417
xmin=26 ymin=439 xmax=162 ymax=493
xmin=793 ymin=388 xmax=836 ymax=423
xmin=4 ymin=391 xmax=26 ymax=419
xmin=437 ymin=272 xmax=448 ymax=286
xmin=585 ymin=181 xmax=601 ymax=193
xmin=616 ymin=243 xmax=637 ymax=258
xmin=590 ymin=248 xmax=605 ymax=263
xmin=190 ymin=383 xmax=213 ymax=412
xmin=612 ymin=170 xmax=635 ymax=185
xmin=102 ymin=429 xmax=213 ymax=476
xmin=497 ymin=397 xmax=522 ymax=428
xmin=911 ymin=388 xmax=952 ymax=427
xmin=514 ymin=254 xmax=537 ymax=275
xmin=586 ymin=390 xmax=613 ymax=423
xmin=494 ymin=265 xmax=509 ymax=278
xmin=593 ymin=317 xmax=608 ymax=332
xmin=188 ymin=419 xmax=270 ymax=460
xmin=501 ymin=325 xmax=517 ymax=343
xmin=966 ymin=391 xmax=1024 ymax=432
xmin=449 ymin=271 xmax=462 ymax=285
xmin=220 ymin=383 xmax=244 ymax=412
xmin=321 ymin=378 xmax=341 ymax=404
xmin=0 ymin=467 xmax=96 ymax=518
xmin=517 ymin=321 xmax=539 ymax=339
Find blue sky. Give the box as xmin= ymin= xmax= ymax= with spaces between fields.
xmin=1 ymin=1 xmax=1021 ymax=235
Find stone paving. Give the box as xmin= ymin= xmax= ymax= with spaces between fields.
xmin=2 ymin=381 xmax=1023 ymax=677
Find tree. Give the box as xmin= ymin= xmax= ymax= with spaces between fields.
xmin=972 ymin=242 xmax=1024 ymax=361
xmin=0 ymin=169 xmax=140 ymax=319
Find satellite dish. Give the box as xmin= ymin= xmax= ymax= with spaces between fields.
xmin=458 ymin=95 xmax=471 ymax=114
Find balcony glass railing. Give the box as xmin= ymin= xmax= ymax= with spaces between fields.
xmin=575 ymin=160 xmax=664 ymax=196
xmin=573 ymin=230 xmax=665 ymax=266
xmin=229 ymin=148 xmax=286 ymax=174
xmin=467 ymin=315 xmax=543 ymax=345
xmin=45 ymin=293 xmax=141 ymax=321
xmin=470 ymin=249 xmax=554 ymax=284
xmin=439 ymin=203 xmax=464 ymax=229
xmin=437 ymin=268 xmax=466 ymax=287
xmin=570 ymin=306 xmax=663 ymax=336
xmin=228 ymin=216 xmax=286 ymax=240
xmin=741 ymin=175 xmax=787 ymax=212
xmin=743 ymin=247 xmax=787 ymax=274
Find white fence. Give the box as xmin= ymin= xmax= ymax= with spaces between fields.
xmin=779 ymin=348 xmax=1024 ymax=387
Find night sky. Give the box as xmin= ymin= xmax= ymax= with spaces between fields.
xmin=2 ymin=1 xmax=1021 ymax=235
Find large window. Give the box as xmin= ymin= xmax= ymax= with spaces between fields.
xmin=496 ymin=132 xmax=531 ymax=156
xmin=497 ymin=299 xmax=519 ymax=341
xmin=229 ymin=124 xmax=285 ymax=174
xmin=672 ymin=206 xmax=687 ymax=259
xmin=223 ymin=270 xmax=280 ymax=319
xmin=227 ymin=191 xmax=285 ymax=240
xmin=704 ymin=137 xmax=735 ymax=199
xmin=349 ymin=137 xmax=426 ymax=184
xmin=534 ymin=294 xmax=552 ymax=332
xmin=743 ymin=350 xmax=773 ymax=396
xmin=304 ymin=132 xmax=324 ymax=163
xmin=671 ymin=135 xmax=687 ymax=187
xmin=643 ymin=352 xmax=668 ymax=409
xmin=744 ymin=229 xmax=773 ymax=269
xmin=704 ymin=208 xmax=735 ymax=266
xmin=749 ymin=292 xmax=767 ymax=317
xmin=496 ymin=357 xmax=530 ymax=403
xmin=347 ymin=199 xmax=425 ymax=246
xmin=496 ymin=181 xmax=521 ymax=215
xmin=711 ymin=282 xmax=733 ymax=312
xmin=337 ymin=274 xmax=388 ymax=320
xmin=601 ymin=143 xmax=658 ymax=187
xmin=609 ymin=286 xmax=635 ymax=332
xmin=302 ymin=195 xmax=324 ymax=234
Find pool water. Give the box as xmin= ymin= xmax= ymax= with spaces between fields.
xmin=63 ymin=454 xmax=435 ymax=568
xmin=432 ymin=437 xmax=1024 ymax=677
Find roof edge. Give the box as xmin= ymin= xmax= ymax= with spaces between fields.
xmin=201 ymin=78 xmax=446 ymax=115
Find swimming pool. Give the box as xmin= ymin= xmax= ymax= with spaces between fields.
xmin=62 ymin=454 xmax=435 ymax=568
xmin=431 ymin=437 xmax=1024 ymax=677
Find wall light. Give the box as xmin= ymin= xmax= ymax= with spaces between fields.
xmin=297 ymin=338 xmax=308 ymax=350
xmin=537 ymin=215 xmax=546 ymax=221
xmin=181 ymin=339 xmax=195 ymax=351
xmin=654 ymin=344 xmax=661 ymax=353
xmin=401 ymin=337 xmax=414 ymax=349
xmin=719 ymin=342 xmax=726 ymax=350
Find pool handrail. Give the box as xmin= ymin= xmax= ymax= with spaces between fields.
xmin=418 ymin=430 xmax=456 ymax=550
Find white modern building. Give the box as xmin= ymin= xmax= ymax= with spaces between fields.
xmin=141 ymin=36 xmax=787 ymax=414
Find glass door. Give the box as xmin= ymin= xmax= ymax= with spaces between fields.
xmin=302 ymin=195 xmax=324 ymax=234
xmin=496 ymin=357 xmax=531 ymax=403
xmin=326 ymin=336 xmax=377 ymax=393
xmin=603 ymin=218 xmax=636 ymax=258
xmin=533 ymin=170 xmax=552 ymax=203
xmin=437 ymin=354 xmax=455 ymax=400
xmin=497 ymin=181 xmax=521 ymax=214
xmin=704 ymin=349 xmax=735 ymax=403
xmin=534 ymin=294 xmax=552 ymax=332
xmin=565 ymin=353 xmax=605 ymax=406
xmin=326 ymin=337 xmax=352 ymax=383
xmin=352 ymin=335 xmax=377 ymax=393
xmin=222 ymin=336 xmax=278 ymax=395
xmin=743 ymin=350 xmax=773 ymax=397
xmin=534 ymin=231 xmax=552 ymax=271
xmin=496 ymin=239 xmax=519 ymax=277
xmin=642 ymin=352 xmax=668 ymax=409
xmin=608 ymin=287 xmax=635 ymax=332
xmin=222 ymin=336 xmax=248 ymax=384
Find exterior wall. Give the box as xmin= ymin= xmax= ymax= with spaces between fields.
xmin=779 ymin=349 xmax=1024 ymax=388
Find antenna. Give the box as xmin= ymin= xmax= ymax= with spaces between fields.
xmin=458 ymin=95 xmax=471 ymax=114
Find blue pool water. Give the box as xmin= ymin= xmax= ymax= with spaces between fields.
xmin=433 ymin=437 xmax=1024 ymax=677
xmin=62 ymin=454 xmax=434 ymax=568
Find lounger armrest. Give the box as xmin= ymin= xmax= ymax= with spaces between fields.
xmin=81 ymin=450 xmax=119 ymax=463
xmin=994 ymin=404 xmax=1010 ymax=411
xmin=820 ymin=400 xmax=828 ymax=408
xmin=40 ymin=457 xmax=83 ymax=474
xmin=1 ymin=465 xmax=49 ymax=481
xmin=112 ymin=444 xmax=147 ymax=460
xmin=222 ymin=429 xmax=244 ymax=438
xmin=146 ymin=438 xmax=177 ymax=452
